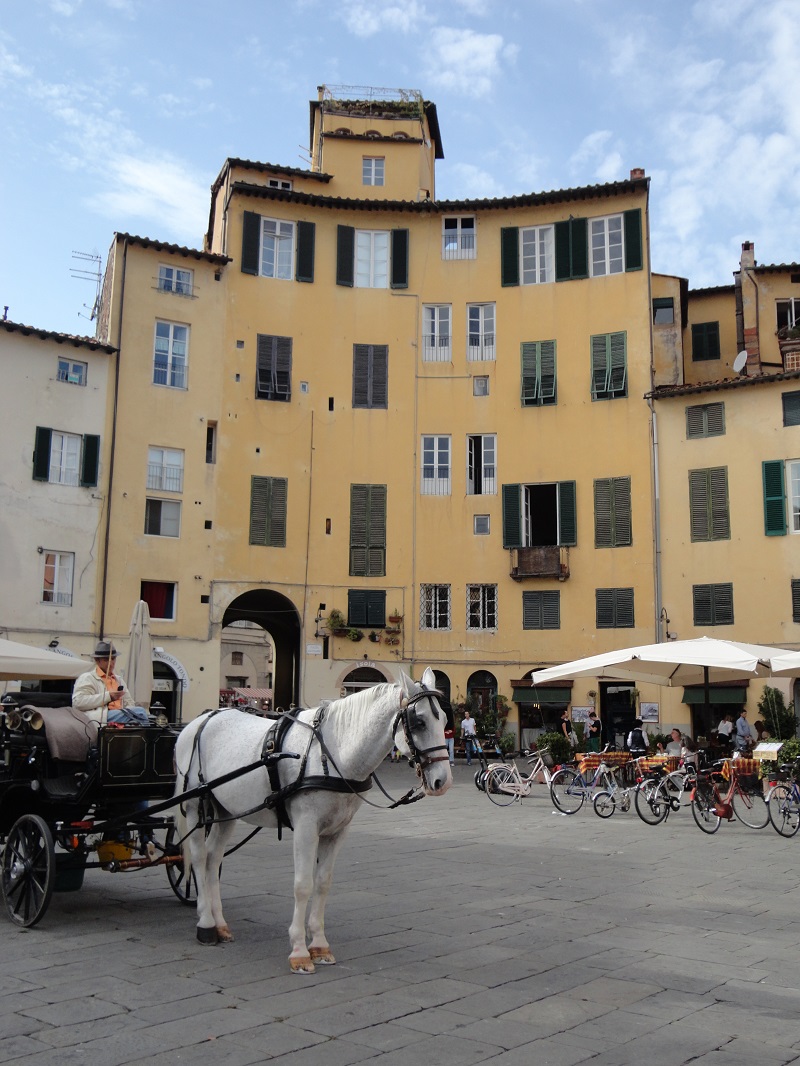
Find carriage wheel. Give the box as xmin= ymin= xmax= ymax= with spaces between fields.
xmin=164 ymin=825 xmax=197 ymax=907
xmin=1 ymin=814 xmax=56 ymax=928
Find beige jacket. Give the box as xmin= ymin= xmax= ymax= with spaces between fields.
xmin=72 ymin=667 xmax=134 ymax=725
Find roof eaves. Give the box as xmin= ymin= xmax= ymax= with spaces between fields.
xmin=0 ymin=318 xmax=117 ymax=353
xmin=115 ymin=233 xmax=231 ymax=265
xmin=688 ymin=284 xmax=736 ymax=296
xmin=648 ymin=369 xmax=800 ymax=399
xmin=752 ymin=262 xmax=800 ymax=275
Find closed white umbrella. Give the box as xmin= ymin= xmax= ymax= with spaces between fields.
xmin=126 ymin=600 xmax=153 ymax=708
xmin=0 ymin=638 xmax=86 ymax=682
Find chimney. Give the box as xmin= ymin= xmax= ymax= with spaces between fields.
xmin=740 ymin=241 xmax=755 ymax=270
xmin=630 ymin=168 xmax=645 ymax=180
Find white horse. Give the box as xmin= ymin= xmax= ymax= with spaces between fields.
xmin=173 ymin=668 xmax=451 ymax=973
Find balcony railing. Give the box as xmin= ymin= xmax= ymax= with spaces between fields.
xmin=509 ymin=545 xmax=569 ymax=581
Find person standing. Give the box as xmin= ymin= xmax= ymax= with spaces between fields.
xmin=734 ymin=708 xmax=752 ymax=752
xmin=461 ymin=709 xmax=478 ymax=765
xmin=626 ymin=718 xmax=649 ymax=758
xmin=444 ymin=720 xmax=455 ymax=766
xmin=586 ymin=710 xmax=602 ymax=752
xmin=72 ymin=641 xmax=150 ymax=726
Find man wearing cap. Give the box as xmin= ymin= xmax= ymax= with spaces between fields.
xmin=72 ymin=641 xmax=151 ymax=726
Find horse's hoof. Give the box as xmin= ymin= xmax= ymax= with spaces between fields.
xmin=309 ymin=947 xmax=336 ymax=965
xmin=196 ymin=926 xmax=219 ymax=946
xmin=289 ymin=955 xmax=316 ymax=974
xmin=217 ymin=926 xmax=235 ymax=943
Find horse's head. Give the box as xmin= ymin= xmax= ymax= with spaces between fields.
xmin=394 ymin=668 xmax=452 ymax=796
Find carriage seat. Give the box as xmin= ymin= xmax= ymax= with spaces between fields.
xmin=24 ymin=706 xmax=99 ymax=763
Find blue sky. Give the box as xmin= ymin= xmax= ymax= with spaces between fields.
xmin=2 ymin=0 xmax=799 ymax=335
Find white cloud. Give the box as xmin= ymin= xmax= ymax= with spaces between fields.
xmin=452 ymin=0 xmax=489 ymax=13
xmin=570 ymin=130 xmax=624 ymax=184
xmin=424 ymin=26 xmax=516 ymax=97
xmin=0 ymin=40 xmax=31 ymax=80
xmin=340 ymin=0 xmax=430 ymax=37
xmin=91 ymin=155 xmax=208 ymax=242
xmin=50 ymin=0 xmax=83 ymax=14
xmin=444 ymin=162 xmax=505 ymax=199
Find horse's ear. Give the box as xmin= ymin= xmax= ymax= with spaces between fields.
xmin=398 ymin=671 xmax=413 ymax=697
xmin=421 ymin=667 xmax=436 ymax=690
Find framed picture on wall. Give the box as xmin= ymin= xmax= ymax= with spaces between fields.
xmin=641 ymin=702 xmax=659 ymax=723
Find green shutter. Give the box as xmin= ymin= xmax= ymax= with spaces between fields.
xmin=521 ymin=342 xmax=538 ymax=406
xmin=555 ymin=218 xmax=588 ymax=281
xmin=348 ymin=589 xmax=368 ymax=626
xmin=709 ymin=467 xmax=730 ymax=540
xmin=791 ymin=579 xmax=800 ymax=623
xmin=295 ymin=221 xmax=315 ymax=283
xmin=368 ymin=484 xmax=387 ymax=576
xmin=594 ymin=479 xmax=613 ymax=548
xmin=33 ymin=426 xmax=51 ymax=481
xmin=390 ymin=229 xmax=409 ymax=289
xmin=782 ymin=392 xmax=800 ymax=427
xmin=539 ymin=340 xmax=557 ymax=402
xmin=80 ymin=434 xmax=100 ymax=487
xmin=256 ymin=334 xmax=292 ymax=401
xmin=555 ymin=221 xmax=571 ymax=281
xmin=624 ymin=208 xmax=643 ymax=272
xmin=249 ymin=476 xmax=269 ymax=545
xmin=693 ymin=584 xmax=713 ymax=626
xmin=692 ymin=322 xmax=721 ymax=361
xmin=336 ymin=225 xmax=355 ymax=287
xmin=763 ymin=460 xmax=787 ymax=536
xmin=591 ymin=333 xmax=627 ymax=399
xmin=350 ymin=485 xmax=386 ymax=576
xmin=502 ymin=484 xmax=522 ymax=548
xmin=241 ymin=211 xmax=261 ymax=275
xmin=366 ymin=590 xmax=386 ymax=626
xmin=269 ymin=477 xmax=287 ymax=547
xmin=500 ymin=227 xmax=519 ymax=286
xmin=558 ymin=480 xmax=577 ymax=546
xmin=614 ymin=477 xmax=632 ymax=546
xmin=608 ymin=332 xmax=627 ymax=394
xmin=249 ymin=476 xmax=286 ymax=546
xmin=350 ymin=484 xmax=368 ymax=575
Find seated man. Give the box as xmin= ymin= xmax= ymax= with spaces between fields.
xmin=72 ymin=641 xmax=150 ymax=727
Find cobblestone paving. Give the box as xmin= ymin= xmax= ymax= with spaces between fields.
xmin=1 ymin=762 xmax=800 ymax=1065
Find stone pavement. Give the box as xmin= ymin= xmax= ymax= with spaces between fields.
xmin=2 ymin=761 xmax=800 ymax=1065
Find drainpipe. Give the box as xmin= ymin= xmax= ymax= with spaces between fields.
xmin=643 ymin=187 xmax=664 ymax=643
xmin=99 ymin=237 xmax=128 ymax=639
xmin=298 ymin=410 xmax=315 ymax=706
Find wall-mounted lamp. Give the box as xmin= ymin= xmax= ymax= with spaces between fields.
xmin=48 ymin=639 xmax=59 ymax=649
xmin=37 ymin=546 xmax=44 ymax=554
xmin=660 ymin=607 xmax=678 ymax=640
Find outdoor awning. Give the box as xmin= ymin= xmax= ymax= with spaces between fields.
xmin=682 ymin=686 xmax=747 ymax=705
xmin=233 ymin=688 xmax=273 ymax=700
xmin=513 ymin=686 xmax=572 ymax=706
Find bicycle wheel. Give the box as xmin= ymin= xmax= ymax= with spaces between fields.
xmin=550 ymin=769 xmax=585 ymax=814
xmin=485 ymin=765 xmax=518 ymax=806
xmin=691 ymin=783 xmax=721 ymax=834
xmin=593 ymin=790 xmax=616 ymax=818
xmin=731 ymin=785 xmax=769 ymax=830
xmin=634 ymin=779 xmax=668 ymax=825
xmin=767 ymin=784 xmax=800 ymax=838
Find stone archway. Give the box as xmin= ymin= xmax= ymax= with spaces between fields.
xmin=222 ymin=590 xmax=301 ymax=711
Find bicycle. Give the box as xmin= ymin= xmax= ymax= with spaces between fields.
xmin=483 ymin=749 xmax=554 ymax=806
xmin=593 ymin=757 xmax=649 ymax=818
xmin=549 ymin=747 xmax=618 ymax=814
xmin=765 ymin=759 xmax=800 ymax=838
xmin=690 ymin=759 xmax=769 ymax=834
xmin=634 ymin=762 xmax=697 ymax=826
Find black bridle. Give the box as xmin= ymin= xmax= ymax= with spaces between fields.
xmin=393 ymin=684 xmax=451 ymax=784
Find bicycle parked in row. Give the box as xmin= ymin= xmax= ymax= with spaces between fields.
xmin=690 ymin=759 xmax=769 ymax=834
xmin=765 ymin=758 xmax=800 ymax=837
xmin=549 ymin=746 xmax=620 ymax=814
xmin=483 ymin=748 xmax=555 ymax=806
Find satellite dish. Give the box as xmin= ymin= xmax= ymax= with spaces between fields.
xmin=733 ymin=350 xmax=747 ymax=373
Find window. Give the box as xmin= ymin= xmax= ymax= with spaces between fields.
xmin=467 ymin=434 xmax=496 ymax=495
xmin=147 ymin=447 xmax=184 ymax=492
xmin=473 ymin=376 xmax=489 ymax=396
xmin=422 ymin=305 xmax=451 ymax=361
xmin=442 ymin=216 xmax=475 ymax=260
xmin=267 ymin=177 xmax=292 ymax=190
xmin=256 ymin=334 xmax=292 ymax=402
xmin=653 ymin=297 xmax=674 ymax=325
xmin=158 ymin=265 xmax=193 ymax=295
xmin=594 ymin=477 xmax=632 ymax=547
xmin=522 ymin=590 xmax=560 ymax=630
xmin=590 ymin=214 xmax=624 ymax=276
xmin=350 ymin=484 xmax=386 ymax=576
xmin=362 ymin=157 xmax=385 ymax=186
xmin=596 ymin=587 xmax=635 ymax=628
xmin=521 ymin=225 xmax=554 ymax=284
xmin=467 ymin=584 xmax=497 ymax=630
xmin=691 ymin=322 xmax=721 ymax=362
xmin=689 ymin=468 xmax=730 ymax=541
xmin=474 ymin=515 xmax=490 ymax=535
xmin=32 ymin=427 xmax=99 ymax=488
xmin=337 ymin=225 xmax=407 ymax=289
xmin=777 ymin=299 xmax=800 ymax=330
xmin=521 ymin=340 xmax=557 ymax=406
xmin=347 ymin=590 xmax=386 ymax=627
xmin=153 ymin=321 xmax=188 ymax=389
xmin=787 ymin=460 xmax=800 ymax=534
xmin=42 ymin=551 xmax=73 ymax=606
xmin=206 ymin=422 xmax=217 ymax=464
xmin=145 ymin=498 xmax=181 ymax=537
xmin=421 ymin=436 xmax=451 ymax=495
xmin=502 ymin=482 xmax=577 ymax=548
xmin=420 ymin=584 xmax=450 ymax=629
xmin=353 ymin=344 xmax=388 ymax=408
xmin=591 ymin=332 xmax=627 ymax=400
xmin=57 ymin=359 xmax=87 ymax=385
xmin=141 ymin=580 xmax=176 ymax=621
xmin=231 ymin=651 xmax=244 ymax=666
xmin=792 ymin=579 xmax=800 ymax=624
xmin=260 ymin=218 xmax=294 ymax=280
xmin=241 ymin=211 xmax=314 ymax=283
xmin=782 ymin=392 xmax=800 ymax=427
xmin=467 ymin=304 xmax=495 ymax=361
xmin=249 ymin=476 xmax=288 ymax=547
xmin=356 ymin=230 xmax=389 ymax=288
xmin=693 ymin=583 xmax=734 ymax=626
xmin=686 ymin=402 xmax=725 ymax=438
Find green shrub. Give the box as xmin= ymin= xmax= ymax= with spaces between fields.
xmin=538 ymin=730 xmax=572 ymax=766
xmin=757 ymin=686 xmax=796 ymax=741
xmin=778 ymin=736 xmax=800 ymax=764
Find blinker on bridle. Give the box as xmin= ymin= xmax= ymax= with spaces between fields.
xmin=394 ymin=685 xmax=450 ymax=778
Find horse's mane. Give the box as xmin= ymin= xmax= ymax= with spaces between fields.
xmin=315 ymin=682 xmax=399 ymax=745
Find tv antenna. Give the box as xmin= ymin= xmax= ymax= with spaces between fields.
xmin=70 ymin=251 xmax=102 ymax=322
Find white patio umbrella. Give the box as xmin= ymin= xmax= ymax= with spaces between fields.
xmin=0 ymin=638 xmax=87 ymax=682
xmin=126 ymin=600 xmax=153 ymax=708
xmin=765 ymin=650 xmax=800 ymax=677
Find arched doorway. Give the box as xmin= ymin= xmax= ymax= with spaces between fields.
xmin=434 ymin=669 xmax=453 ymax=729
xmin=341 ymin=666 xmax=386 ymax=695
xmin=222 ymin=590 xmax=301 ymax=711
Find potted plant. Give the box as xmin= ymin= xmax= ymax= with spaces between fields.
xmin=347 ymin=628 xmax=364 ymax=642
xmin=388 ymin=609 xmax=403 ymax=624
xmin=368 ymin=631 xmax=381 ymax=643
xmin=326 ymin=609 xmax=348 ymax=636
xmin=497 ymin=732 xmax=516 ymax=756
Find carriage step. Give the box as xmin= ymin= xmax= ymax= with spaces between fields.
xmin=41 ymin=773 xmax=88 ymax=800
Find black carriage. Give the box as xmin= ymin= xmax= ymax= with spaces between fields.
xmin=0 ymin=702 xmax=194 ymax=928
